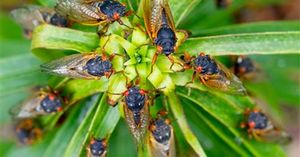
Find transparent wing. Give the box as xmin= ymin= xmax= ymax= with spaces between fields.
xmin=143 ymin=0 xmax=155 ymax=40
xmin=55 ymin=0 xmax=105 ymax=24
xmin=253 ymin=115 xmax=292 ymax=144
xmin=202 ymin=60 xmax=247 ymax=95
xmin=256 ymin=129 xmax=292 ymax=144
xmin=10 ymin=94 xmax=46 ymax=118
xmin=143 ymin=0 xmax=175 ymax=40
xmin=10 ymin=6 xmax=45 ymax=32
xmin=161 ymin=0 xmax=175 ymax=30
xmin=40 ymin=53 xmax=99 ymax=79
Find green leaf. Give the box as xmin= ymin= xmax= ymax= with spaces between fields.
xmin=0 ymin=40 xmax=48 ymax=124
xmin=0 ymin=12 xmax=24 ymax=40
xmin=5 ymin=132 xmax=54 ymax=157
xmin=111 ymin=34 xmax=137 ymax=57
xmin=31 ymin=24 xmax=99 ymax=53
xmin=43 ymin=98 xmax=95 ymax=157
xmin=193 ymin=21 xmax=300 ymax=36
xmin=180 ymin=31 xmax=300 ymax=55
xmin=245 ymin=54 xmax=300 ymax=110
xmin=64 ymin=94 xmax=120 ymax=157
xmin=63 ymin=79 xmax=108 ymax=104
xmin=37 ymin=0 xmax=56 ymax=7
xmin=168 ymin=0 xmax=203 ymax=27
xmin=167 ymin=92 xmax=207 ymax=157
xmin=185 ymin=103 xmax=248 ymax=157
xmin=107 ymin=119 xmax=137 ymax=157
xmin=62 ymin=94 xmax=101 ymax=157
xmin=179 ymin=0 xmax=246 ymax=31
xmin=177 ymin=87 xmax=286 ymax=157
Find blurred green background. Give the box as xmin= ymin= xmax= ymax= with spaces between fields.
xmin=0 ymin=0 xmax=299 ymax=156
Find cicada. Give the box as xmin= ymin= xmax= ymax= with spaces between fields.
xmin=41 ymin=53 xmax=118 ymax=80
xmin=107 ymin=84 xmax=154 ymax=144
xmin=87 ymin=137 xmax=107 ymax=157
xmin=10 ymin=87 xmax=64 ymax=118
xmin=240 ymin=108 xmax=292 ymax=144
xmin=15 ymin=119 xmax=42 ymax=145
xmin=232 ymin=55 xmax=257 ymax=80
xmin=148 ymin=116 xmax=175 ymax=157
xmin=55 ymin=0 xmax=130 ymax=26
xmin=182 ymin=52 xmax=247 ymax=95
xmin=215 ymin=0 xmax=232 ymax=9
xmin=11 ymin=5 xmax=68 ymax=38
xmin=143 ymin=0 xmax=188 ymax=70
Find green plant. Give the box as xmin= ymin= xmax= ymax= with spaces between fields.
xmin=0 ymin=0 xmax=299 ymax=157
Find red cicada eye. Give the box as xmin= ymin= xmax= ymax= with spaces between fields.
xmin=139 ymin=90 xmax=146 ymax=95
xmin=124 ymin=90 xmax=130 ymax=96
xmin=248 ymin=121 xmax=256 ymax=128
xmin=113 ymin=12 xmax=120 ymax=20
xmin=196 ymin=66 xmax=202 ymax=72
xmin=48 ymin=94 xmax=56 ymax=101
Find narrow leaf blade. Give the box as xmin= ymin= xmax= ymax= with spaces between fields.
xmin=179 ymin=31 xmax=300 ymax=55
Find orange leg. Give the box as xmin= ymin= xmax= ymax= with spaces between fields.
xmin=147 ymin=51 xmax=161 ymax=78
xmin=183 ymin=71 xmax=197 ymax=87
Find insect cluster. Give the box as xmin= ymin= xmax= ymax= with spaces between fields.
xmin=9 ymin=0 xmax=291 ymax=156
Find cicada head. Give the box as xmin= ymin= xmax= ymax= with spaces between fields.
xmin=87 ymin=137 xmax=107 ymax=157
xmin=155 ymin=25 xmax=177 ymax=56
xmin=95 ymin=0 xmax=127 ymax=22
xmin=48 ymin=13 xmax=68 ymax=27
xmin=150 ymin=118 xmax=172 ymax=144
xmin=148 ymin=117 xmax=175 ymax=157
xmin=15 ymin=119 xmax=42 ymax=145
xmin=38 ymin=92 xmax=63 ymax=113
xmin=233 ymin=56 xmax=257 ymax=80
xmin=215 ymin=0 xmax=232 ymax=9
xmin=193 ymin=53 xmax=219 ymax=75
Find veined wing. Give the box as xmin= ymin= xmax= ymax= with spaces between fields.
xmin=11 ymin=6 xmax=45 ymax=32
xmin=143 ymin=0 xmax=175 ymax=40
xmin=40 ymin=53 xmax=100 ymax=79
xmin=55 ymin=0 xmax=105 ymax=24
xmin=10 ymin=94 xmax=46 ymax=118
